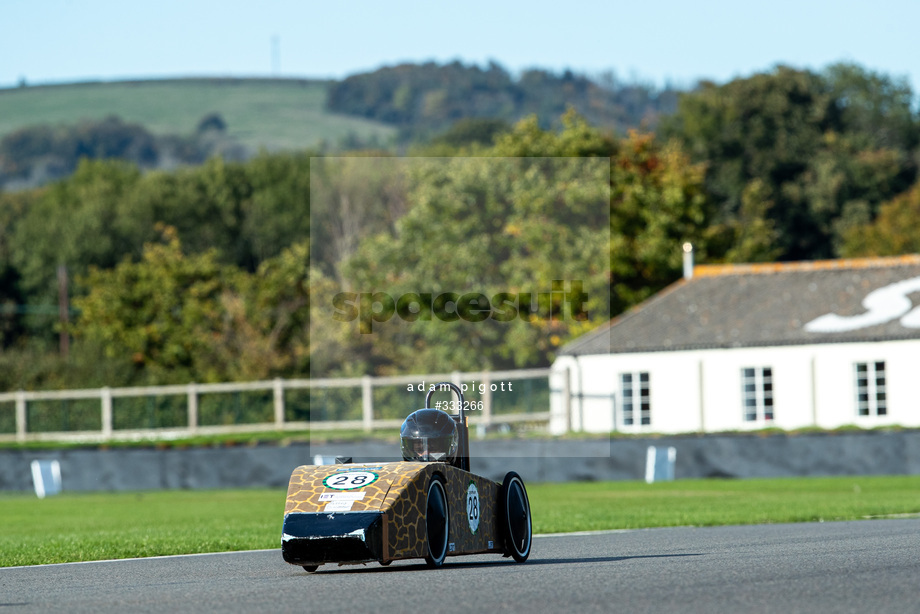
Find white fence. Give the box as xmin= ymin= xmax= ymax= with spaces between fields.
xmin=0 ymin=368 xmax=571 ymax=443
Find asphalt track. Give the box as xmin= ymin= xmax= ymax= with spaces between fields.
xmin=2 ymin=519 xmax=919 ymax=613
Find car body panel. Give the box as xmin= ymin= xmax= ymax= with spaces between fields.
xmin=282 ymin=461 xmax=503 ymax=566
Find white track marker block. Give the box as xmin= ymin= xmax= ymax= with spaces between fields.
xmin=645 ymin=446 xmax=676 ymax=483
xmin=31 ymin=460 xmax=62 ymax=498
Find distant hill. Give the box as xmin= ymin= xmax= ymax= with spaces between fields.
xmin=0 ymin=78 xmax=397 ymax=152
xmin=326 ymin=61 xmax=682 ymax=140
xmin=0 ymin=68 xmax=684 ymax=190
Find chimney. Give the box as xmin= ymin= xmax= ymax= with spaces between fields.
xmin=682 ymin=243 xmax=694 ymax=280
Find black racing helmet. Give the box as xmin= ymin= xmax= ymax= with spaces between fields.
xmin=400 ymin=408 xmax=459 ymax=463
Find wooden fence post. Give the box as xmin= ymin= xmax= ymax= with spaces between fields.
xmin=187 ymin=383 xmax=198 ymax=432
xmin=15 ymin=391 xmax=26 ymax=443
xmin=101 ymin=387 xmax=113 ymax=440
xmin=362 ymin=376 xmax=373 ymax=433
xmin=273 ymin=378 xmax=285 ymax=428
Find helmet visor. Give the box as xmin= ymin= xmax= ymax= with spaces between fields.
xmin=401 ymin=434 xmax=458 ymax=462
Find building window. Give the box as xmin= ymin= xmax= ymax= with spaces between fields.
xmin=855 ymin=362 xmax=886 ymax=416
xmin=741 ymin=367 xmax=774 ymax=422
xmin=621 ymin=372 xmax=650 ymax=427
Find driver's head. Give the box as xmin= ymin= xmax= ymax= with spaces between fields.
xmin=400 ymin=408 xmax=458 ymax=463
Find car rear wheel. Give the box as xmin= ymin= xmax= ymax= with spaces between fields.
xmin=302 ymin=565 xmax=319 ymax=572
xmin=424 ymin=474 xmax=449 ymax=568
xmin=500 ymin=472 xmax=532 ymax=562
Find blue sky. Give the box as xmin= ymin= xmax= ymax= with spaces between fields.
xmin=3 ymin=0 xmax=918 ymax=93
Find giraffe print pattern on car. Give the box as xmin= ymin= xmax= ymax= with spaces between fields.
xmin=283 ymin=461 xmax=504 ymax=563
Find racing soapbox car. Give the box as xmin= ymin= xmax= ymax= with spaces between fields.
xmin=281 ymin=382 xmax=532 ymax=571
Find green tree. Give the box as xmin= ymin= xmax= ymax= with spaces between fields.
xmin=72 ymin=228 xmax=311 ymax=384
xmin=663 ymin=64 xmax=919 ymax=261
xmin=325 ymin=60 xmax=679 ymax=141
xmin=0 ymin=189 xmax=37 ymax=346
xmin=9 ymin=159 xmax=144 ymax=308
xmin=663 ymin=67 xmax=834 ymax=259
xmin=496 ymin=113 xmax=718 ymax=310
xmin=243 ymin=241 xmax=311 ymax=377
xmin=0 ymin=339 xmax=139 ymax=391
xmin=491 ymin=111 xmax=614 ymax=158
xmin=0 ymin=114 xmax=243 ymax=191
xmin=9 ymin=152 xmax=311 ymax=313
xmin=327 ymin=155 xmax=610 ymax=374
xmin=72 ymin=227 xmax=240 ymax=383
xmin=709 ymin=178 xmax=782 ymax=264
xmin=839 ymin=181 xmax=920 ymax=257
xmin=313 ymin=113 xmax=719 ymax=375
xmin=804 ymin=137 xmax=913 ymax=254
xmin=427 ymin=118 xmax=511 ymax=149
xmin=241 ymin=152 xmax=312 ymax=265
xmin=823 ymin=63 xmax=919 ymax=152
xmin=608 ymin=131 xmax=715 ymax=309
xmin=309 ymin=155 xmax=407 ymax=277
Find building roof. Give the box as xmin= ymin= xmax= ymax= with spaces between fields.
xmin=561 ymin=255 xmax=920 ymax=356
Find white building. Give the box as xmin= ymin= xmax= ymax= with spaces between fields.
xmin=550 ymin=255 xmax=920 ymax=434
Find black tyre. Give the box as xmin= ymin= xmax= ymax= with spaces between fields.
xmin=499 ymin=472 xmax=532 ymax=562
xmin=302 ymin=565 xmax=319 ymax=572
xmin=424 ymin=474 xmax=449 ymax=568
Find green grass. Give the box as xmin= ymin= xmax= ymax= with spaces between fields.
xmin=528 ymin=476 xmax=920 ymax=532
xmin=3 ymin=475 xmax=920 ymax=567
xmin=0 ymin=489 xmax=286 ymax=567
xmin=0 ymin=78 xmax=396 ymax=150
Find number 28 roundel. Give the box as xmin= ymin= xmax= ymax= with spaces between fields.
xmin=466 ymin=482 xmax=480 ymax=534
xmin=322 ymin=471 xmax=379 ymax=490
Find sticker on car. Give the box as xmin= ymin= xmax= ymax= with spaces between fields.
xmin=322 ymin=471 xmax=379 ymax=490
xmin=466 ymin=481 xmax=480 ymax=534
